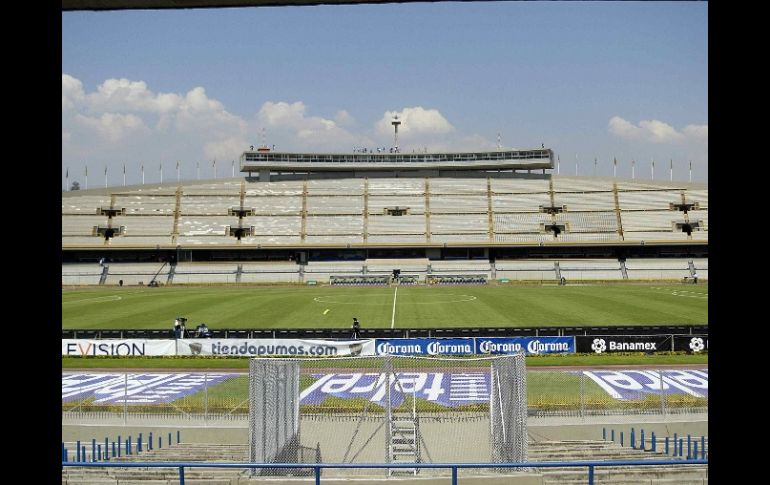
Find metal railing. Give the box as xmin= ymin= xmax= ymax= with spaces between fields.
xmin=61 ymin=459 xmax=708 ymax=485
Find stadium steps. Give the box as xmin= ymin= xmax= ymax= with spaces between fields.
xmin=62 ymin=444 xmax=249 ymax=484
xmin=530 ymin=440 xmax=707 ymax=484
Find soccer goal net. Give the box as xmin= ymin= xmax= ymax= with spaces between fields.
xmin=248 ymin=354 xmax=527 ymax=478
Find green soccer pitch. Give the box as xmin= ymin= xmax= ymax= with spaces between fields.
xmin=62 ymin=283 xmax=707 ymax=329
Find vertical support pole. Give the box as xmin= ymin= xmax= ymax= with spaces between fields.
xmin=125 ymin=439 xmax=129 ymax=455
xmin=97 ymin=444 xmax=102 ymax=461
xmin=620 ymin=431 xmax=624 ymax=447
xmin=315 ymin=466 xmax=321 ymax=485
xmin=82 ymin=446 xmax=86 ymax=463
xmin=179 ymin=466 xmax=185 ymax=485
xmin=169 ymin=433 xmax=172 ymax=447
xmin=651 ymin=432 xmax=656 ymax=452
xmin=694 ymin=442 xmax=699 ymax=459
xmin=701 ymin=436 xmax=706 ymax=458
xmin=665 ymin=436 xmax=669 ymax=455
xmin=123 ymin=373 xmax=128 ymax=425
xmin=92 ymin=439 xmax=96 ymax=462
xmin=631 ymin=428 xmax=635 ymax=449
xmin=159 ymin=435 xmax=162 ymax=449
xmin=149 ymin=432 xmax=153 ymax=451
xmin=204 ymin=371 xmax=209 ymax=424
xmin=138 ymin=434 xmax=142 ymax=453
xmin=611 ymin=429 xmax=615 ymax=442
xmin=602 ymin=428 xmax=606 ymax=440
xmin=673 ymin=433 xmax=678 ymax=455
xmin=660 ymin=369 xmax=666 ymax=418
xmin=129 ymin=436 xmax=132 ymax=455
xmin=62 ymin=443 xmax=66 ymax=463
xmin=105 ymin=438 xmax=109 ymax=460
xmin=452 ymin=466 xmax=458 ymax=485
xmin=112 ymin=441 xmax=116 ymax=458
xmin=580 ymin=371 xmax=585 ymax=420
xmin=679 ymin=438 xmax=684 ymax=458
xmin=117 ymin=435 xmax=121 ymax=457
xmin=687 ymin=435 xmax=692 ymax=459
xmin=640 ymin=429 xmax=645 ymax=450
xmin=588 ymin=464 xmax=595 ymax=485
xmin=76 ymin=440 xmax=81 ymax=462
xmin=177 ymin=430 xmax=181 ymax=444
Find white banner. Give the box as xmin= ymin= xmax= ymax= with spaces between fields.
xmin=62 ymin=339 xmax=376 ymax=357
xmin=176 ymin=339 xmax=375 ymax=357
xmin=62 ymin=339 xmax=176 ymax=356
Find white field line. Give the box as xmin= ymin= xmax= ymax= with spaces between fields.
xmin=391 ymin=286 xmax=398 ymax=329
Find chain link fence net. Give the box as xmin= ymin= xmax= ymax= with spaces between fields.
xmin=247 ymin=354 xmax=527 ymax=478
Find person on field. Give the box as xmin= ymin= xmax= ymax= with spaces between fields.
xmin=196 ymin=323 xmax=212 ymax=338
xmin=693 ymin=272 xmax=698 ymax=284
xmin=352 ymin=318 xmax=361 ymax=340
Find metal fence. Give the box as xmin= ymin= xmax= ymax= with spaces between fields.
xmin=62 ymin=367 xmax=707 ymax=423
xmin=61 ymin=459 xmax=709 ymax=485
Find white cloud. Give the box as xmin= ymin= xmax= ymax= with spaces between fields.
xmin=204 ymin=137 xmax=249 ymax=162
xmin=75 ymin=113 xmax=148 ymax=142
xmin=376 ymin=107 xmax=454 ymax=138
xmin=62 ymin=74 xmax=85 ymax=111
xmin=257 ymin=101 xmax=359 ymax=149
xmin=683 ymin=124 xmax=708 ymax=142
xmin=334 ymin=110 xmax=354 ymax=127
xmin=608 ymin=116 xmax=706 ymax=144
xmin=638 ymin=120 xmax=685 ymax=143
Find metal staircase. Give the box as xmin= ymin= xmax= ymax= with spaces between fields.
xmin=387 ymin=377 xmax=421 ymax=476
xmin=388 ymin=414 xmax=420 ymax=475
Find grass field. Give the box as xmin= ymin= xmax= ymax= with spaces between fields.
xmin=61 ymin=353 xmax=709 ymax=369
xmin=62 ymin=283 xmax=708 ymax=329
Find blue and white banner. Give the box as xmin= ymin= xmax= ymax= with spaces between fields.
xmin=583 ymin=369 xmax=708 ymax=400
xmin=374 ymin=338 xmax=475 ymax=356
xmin=476 ymin=337 xmax=574 ymax=355
xmin=62 ymin=372 xmax=238 ymax=404
xmin=300 ymin=372 xmax=488 ymax=408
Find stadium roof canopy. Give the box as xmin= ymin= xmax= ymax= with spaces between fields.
xmin=62 ymin=0 xmax=441 ymax=11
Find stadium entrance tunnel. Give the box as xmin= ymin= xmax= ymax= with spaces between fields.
xmin=92 ymin=225 xmax=125 ymax=241
xmin=543 ymin=223 xmax=567 ymax=237
xmin=227 ymin=225 xmax=254 ymax=240
xmin=674 ymin=221 xmax=701 ymax=236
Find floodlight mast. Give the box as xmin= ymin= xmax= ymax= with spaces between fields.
xmin=391 ymin=115 xmax=401 ymax=152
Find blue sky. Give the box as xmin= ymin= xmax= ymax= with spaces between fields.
xmin=62 ymin=2 xmax=707 ymax=187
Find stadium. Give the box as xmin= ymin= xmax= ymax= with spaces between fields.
xmin=62 ymin=139 xmax=708 ymax=484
